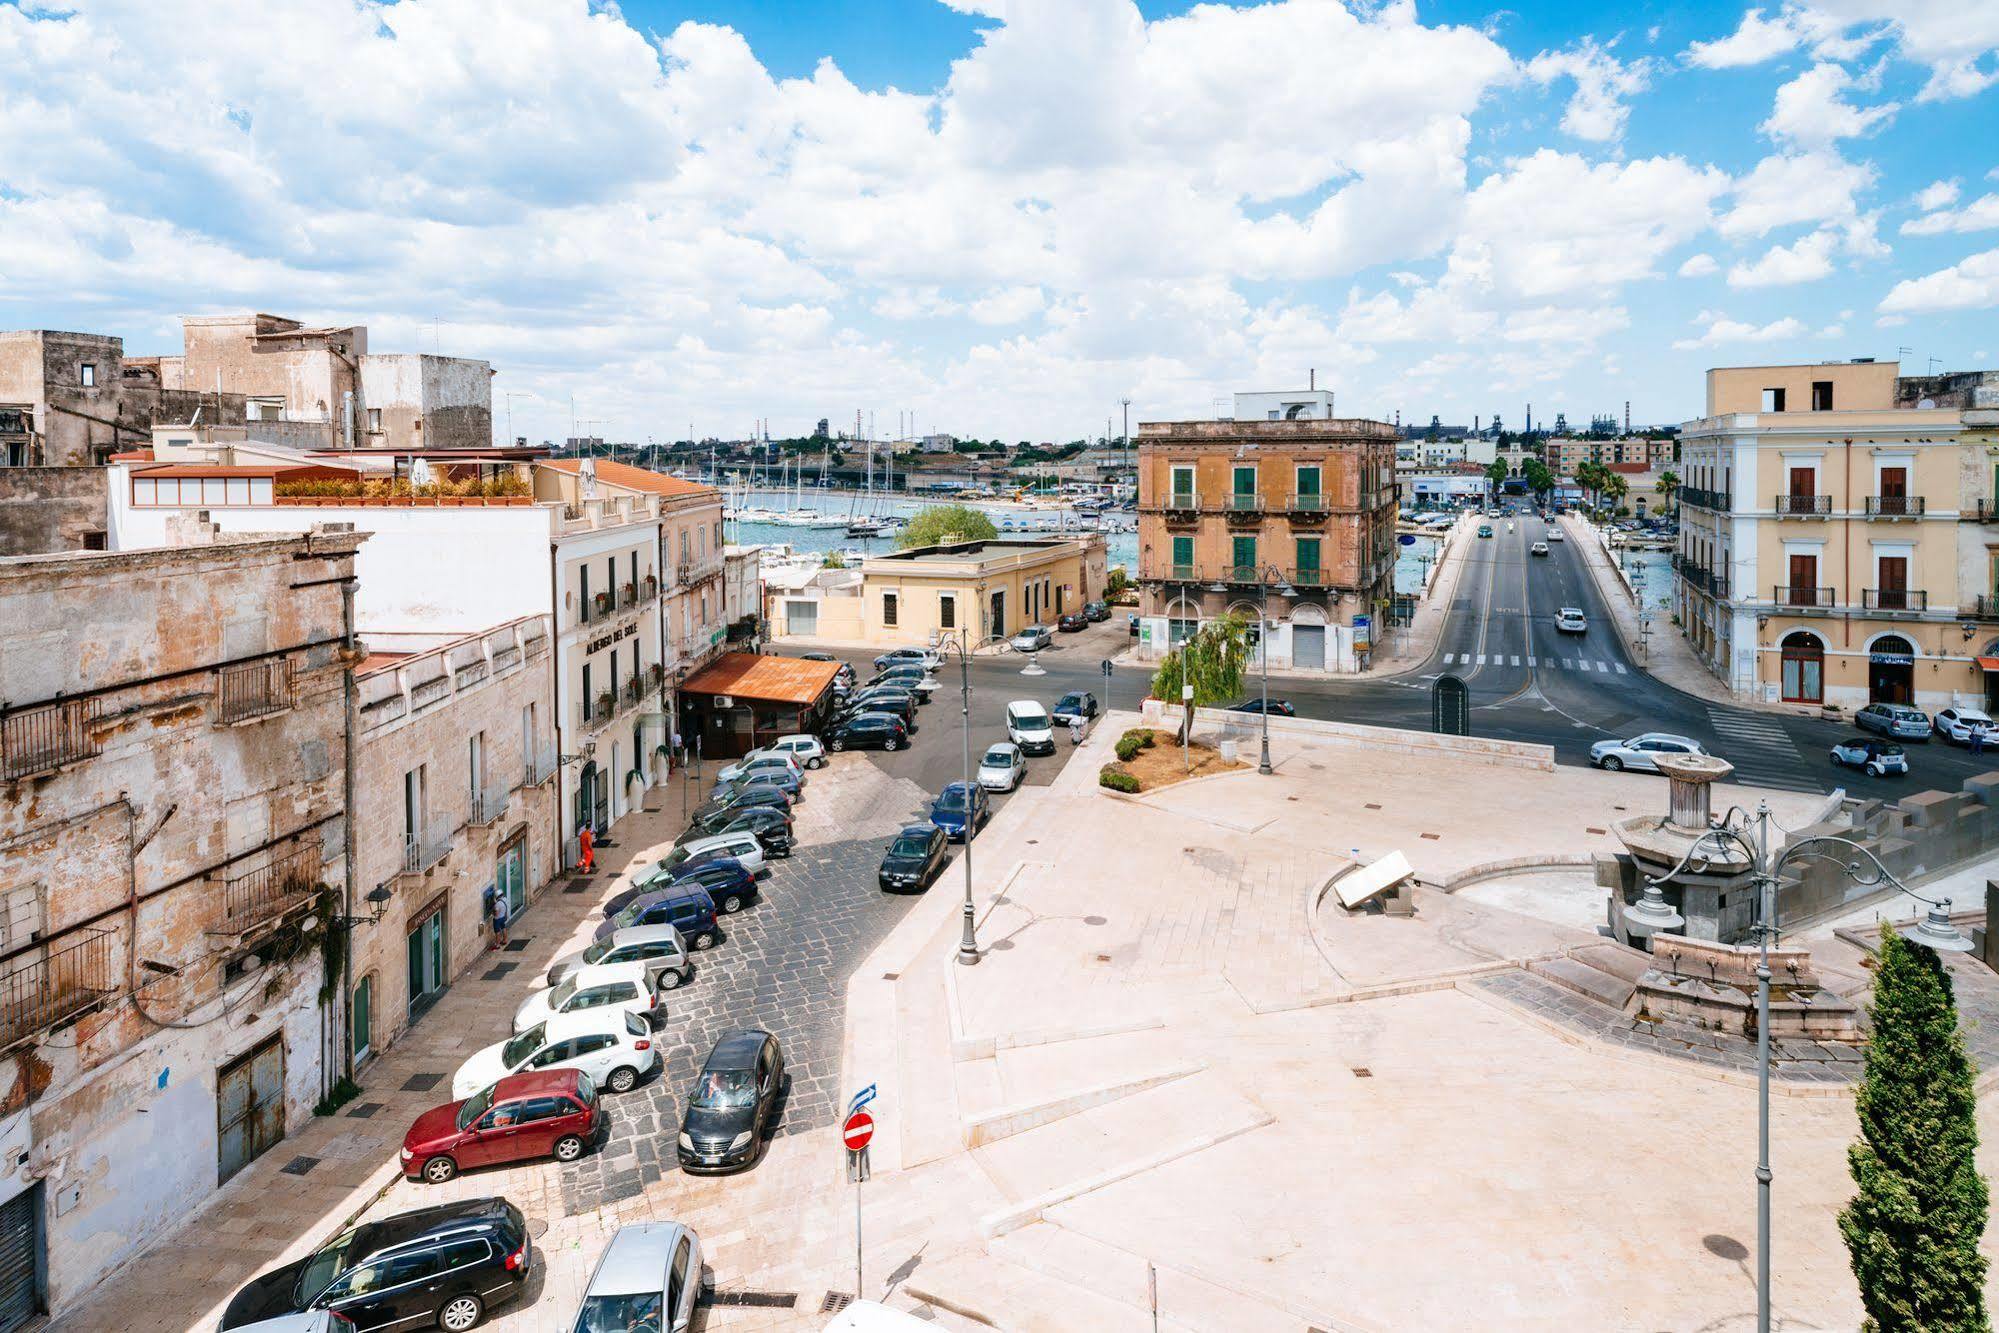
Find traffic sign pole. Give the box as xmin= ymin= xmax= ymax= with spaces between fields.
xmin=843 ymin=1104 xmax=878 ymax=1300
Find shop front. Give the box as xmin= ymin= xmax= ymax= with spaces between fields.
xmin=676 ymin=652 xmax=842 ymax=759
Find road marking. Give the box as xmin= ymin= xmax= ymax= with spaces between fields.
xmin=1526 ymin=656 xmax=1537 ymax=667
xmin=1476 ymin=654 xmax=1486 ymax=665
xmin=1444 ymin=653 xmax=1457 ymax=664
xmin=1705 ymin=706 xmax=1821 ymax=794
xmin=1613 ymin=663 xmax=1627 ymax=675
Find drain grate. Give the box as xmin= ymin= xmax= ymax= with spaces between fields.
xmin=881 ymin=972 xmax=899 ymax=981
xmin=1351 ymin=1067 xmax=1373 ymax=1078
xmin=1586 ymin=826 xmax=1608 ymax=836
xmin=401 ymin=1073 xmax=444 ymax=1093
xmin=820 ymin=1293 xmax=855 ymax=1314
xmin=481 ymin=963 xmax=518 ymax=981
xmin=503 ymin=938 xmax=531 ymax=953
xmin=563 ymin=881 xmax=590 ymax=894
xmin=1364 ymin=803 xmax=1382 ymax=811
xmin=280 ymin=1155 xmax=320 ymax=1176
xmin=345 ymin=1102 xmax=385 ymax=1119
xmin=1420 ymin=832 xmax=1441 ymax=841
xmin=702 ymin=1290 xmax=799 ymax=1308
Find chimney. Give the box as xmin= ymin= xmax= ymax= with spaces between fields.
xmin=1309 ymin=368 xmax=1316 ymax=391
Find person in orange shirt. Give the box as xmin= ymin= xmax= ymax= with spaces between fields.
xmin=579 ymin=825 xmax=595 ymax=875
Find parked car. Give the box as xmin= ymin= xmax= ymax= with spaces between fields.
xmin=717 ymin=749 xmax=804 ymax=786
xmin=710 ymin=767 xmax=802 ymax=805
xmin=513 ymin=962 xmax=664 ymax=1035
xmin=1010 ymin=625 xmax=1053 ymax=652
xmin=1831 ymin=737 xmax=1909 ymax=777
xmin=220 ymin=1198 xmax=531 ymax=1332
xmin=402 ymin=1070 xmax=605 ymax=1185
xmin=837 ymin=688 xmax=919 ymax=729
xmin=1006 ymin=700 xmax=1056 ymax=756
xmin=872 ymin=646 xmax=941 ymax=672
xmin=1477 ymin=524 xmax=1493 ymax=538
xmin=678 ymin=801 xmax=795 ymax=856
xmin=1555 ymin=607 xmax=1588 ymax=634
xmin=1083 ymin=600 xmax=1111 ymax=623
xmin=1230 ymin=698 xmax=1296 ymax=716
xmin=1588 ymin=732 xmax=1706 ymax=773
xmin=867 ymin=668 xmax=938 ymax=700
xmin=635 ymin=830 xmax=765 ymax=884
xmin=569 ymin=1222 xmax=702 ymax=1333
xmin=878 ymin=823 xmax=949 ymax=892
xmin=227 ymin=1316 xmax=353 ymax=1333
xmin=929 ymin=781 xmax=989 ymax=841
xmin=677 ymin=1030 xmax=785 ymax=1174
xmin=826 ymin=712 xmax=909 ymax=752
xmin=594 ymin=882 xmax=724 ymax=947
xmin=608 ymin=858 xmax=756 ymax=920
xmin=1546 ymin=528 xmax=1565 ymax=542
xmin=452 ymin=1010 xmax=658 ymax=1100
xmin=546 ymin=924 xmax=692 ymax=993
xmin=976 ymin=741 xmax=1026 ymax=792
xmin=1050 ymin=690 xmax=1099 ymax=726
xmin=1530 ymin=541 xmax=1550 ymax=557
xmin=1856 ymin=702 xmax=1931 ymax=740
xmin=1933 ymin=706 xmax=1994 ymax=745
xmin=766 ymin=733 xmax=827 ymax=770
xmin=1057 ymin=612 xmax=1088 ymax=632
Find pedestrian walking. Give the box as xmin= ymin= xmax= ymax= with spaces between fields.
xmin=579 ymin=825 xmax=596 ymax=875
xmin=1972 ymin=726 xmax=1987 ymax=757
xmin=491 ymin=892 xmax=510 ymax=950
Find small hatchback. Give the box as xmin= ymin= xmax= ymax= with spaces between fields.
xmin=1010 ymin=625 xmax=1053 ymax=653
xmin=1555 ymin=607 xmax=1588 ymax=634
xmin=402 ymin=1070 xmax=605 ymax=1184
xmin=594 ymin=883 xmax=723 ymax=947
xmin=452 ymin=1010 xmax=658 ymax=1100
xmin=879 ymin=824 xmax=948 ymax=892
xmin=976 ymin=741 xmax=1026 ymax=792
xmin=1831 ymin=737 xmax=1908 ymax=777
xmin=1856 ymin=702 xmax=1931 ymax=740
xmin=513 ymin=962 xmax=663 ymax=1035
xmin=677 ymin=1030 xmax=785 ymax=1174
xmin=1056 ymin=612 xmax=1088 ymax=632
xmin=766 ymin=733 xmax=827 ymax=770
xmin=929 ymin=781 xmax=989 ymax=841
xmin=569 ymin=1222 xmax=702 ymax=1333
xmin=827 ymin=712 xmax=908 ymax=752
xmin=546 ymin=924 xmax=691 ymax=993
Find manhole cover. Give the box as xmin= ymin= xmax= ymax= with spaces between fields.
xmin=1351 ymin=1068 xmax=1373 ymax=1079
xmin=280 ymin=1156 xmax=320 ymax=1176
xmin=563 ymin=881 xmax=590 ymax=894
xmin=401 ymin=1073 xmax=443 ymax=1093
xmin=1586 ymin=826 xmax=1608 ymax=835
xmin=1364 ymin=803 xmax=1382 ymax=811
xmin=882 ymin=972 xmax=900 ymax=981
xmin=1420 ymin=832 xmax=1441 ymax=841
xmin=1095 ymin=953 xmax=1112 ymax=963
xmin=528 ymin=1217 xmax=550 ymax=1238
xmin=481 ymin=963 xmax=517 ymax=981
xmin=503 ymin=938 xmax=531 ymax=953
xmin=345 ymin=1102 xmax=385 ymax=1120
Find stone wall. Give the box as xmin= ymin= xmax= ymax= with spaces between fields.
xmin=0 ymin=467 xmax=106 ymax=555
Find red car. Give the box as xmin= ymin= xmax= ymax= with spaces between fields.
xmin=401 ymin=1068 xmax=605 ymax=1184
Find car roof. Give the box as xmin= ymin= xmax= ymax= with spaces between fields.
xmin=562 ymin=961 xmax=651 ymax=990
xmin=586 ymin=1221 xmax=693 ymax=1297
xmin=1632 ymin=732 xmax=1697 ymax=745
xmin=702 ymin=1029 xmax=772 ymax=1071
xmin=538 ymin=1008 xmax=642 ymax=1040
xmin=355 ymin=1197 xmax=517 ymax=1255
xmin=603 ymin=922 xmax=686 ymax=949
xmin=1007 ymin=699 xmax=1047 ymax=713
xmin=981 ymin=741 xmax=1021 ymax=758
xmin=894 ymin=823 xmax=937 ymax=839
xmin=1559 ymin=606 xmax=1585 ymax=615
xmin=489 ymin=1067 xmax=592 ymax=1099
xmin=679 ymin=829 xmax=758 ymax=854
xmin=938 ymin=781 xmax=974 ymax=796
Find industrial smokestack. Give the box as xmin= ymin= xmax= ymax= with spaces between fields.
xmin=1309 ymin=368 xmax=1316 ymax=391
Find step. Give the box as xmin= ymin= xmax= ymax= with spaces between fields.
xmin=903 ymin=1247 xmax=1171 ymax=1333
xmin=966 ymin=1063 xmax=1202 ymax=1148
xmin=1567 ymin=940 xmax=1652 ymax=985
xmin=1527 ymin=956 xmax=1635 ymax=1011
xmin=994 ymin=1221 xmax=1321 ymax=1333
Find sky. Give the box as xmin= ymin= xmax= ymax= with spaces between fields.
xmin=2 ymin=1 xmax=1997 ymax=443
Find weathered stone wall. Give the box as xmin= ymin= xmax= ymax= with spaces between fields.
xmin=0 ymin=468 xmax=106 ymax=556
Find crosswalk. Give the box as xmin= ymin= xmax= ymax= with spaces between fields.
xmin=1441 ymin=652 xmax=1628 ymax=675
xmin=1705 ymin=707 xmax=1823 ymax=794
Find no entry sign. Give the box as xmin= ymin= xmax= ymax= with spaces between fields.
xmin=842 ymin=1109 xmax=875 ymax=1153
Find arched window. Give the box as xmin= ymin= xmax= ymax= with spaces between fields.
xmin=1779 ymin=631 xmax=1823 ymax=703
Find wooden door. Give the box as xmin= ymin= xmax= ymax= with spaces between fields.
xmin=1878 ymin=555 xmax=1908 ymax=609
xmin=1787 ymin=554 xmax=1817 ymax=605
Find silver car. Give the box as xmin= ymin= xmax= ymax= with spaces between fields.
xmin=1589 ymin=732 xmax=1706 ymax=773
xmin=976 ymin=741 xmax=1026 ymax=792
xmin=547 ymin=923 xmax=692 ymax=991
xmin=1010 ymin=625 xmax=1053 ymax=652
xmin=571 ymin=1221 xmax=702 ymax=1333
xmin=1856 ymin=702 xmax=1930 ymax=740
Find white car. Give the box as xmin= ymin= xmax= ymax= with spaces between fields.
xmin=1530 ymin=541 xmax=1550 ymax=557
xmin=1555 ymin=607 xmax=1588 ymax=634
xmin=1546 ymin=528 xmax=1565 ymax=542
xmin=717 ymin=751 xmax=805 ymax=787
xmin=453 ymin=1009 xmax=659 ymax=1099
xmin=644 ymin=829 xmax=766 ymax=879
xmin=767 ymin=733 xmax=827 ymax=770
xmin=512 ymin=961 xmax=663 ymax=1035
xmin=1589 ymin=732 xmax=1707 ymax=773
xmin=1933 ymin=707 xmax=1994 ymax=745
xmin=976 ymin=741 xmax=1026 ymax=792
xmin=1006 ymin=700 xmax=1056 ymax=756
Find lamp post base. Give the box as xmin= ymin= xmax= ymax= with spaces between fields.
xmin=957 ymin=903 xmax=980 ymax=965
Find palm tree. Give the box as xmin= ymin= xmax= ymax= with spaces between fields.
xmin=1657 ymin=469 xmax=1681 ymax=514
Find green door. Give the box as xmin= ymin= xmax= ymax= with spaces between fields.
xmin=1295 ymin=537 xmax=1322 ymax=584
xmin=497 ymin=839 xmax=526 ymax=915
xmin=352 ymin=975 xmax=373 ymax=1063
xmin=1231 ymin=535 xmax=1257 ymax=580
xmin=1232 ymin=465 xmax=1257 ymax=510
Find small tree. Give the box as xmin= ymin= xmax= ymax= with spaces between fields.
xmin=1484 ymin=458 xmax=1509 ymax=499
xmin=1840 ymin=930 xmax=1990 ymax=1331
xmin=897 ymin=504 xmax=1000 ymax=550
xmin=1657 ymin=469 xmax=1681 ymax=513
xmin=1149 ymin=613 xmax=1251 ymax=744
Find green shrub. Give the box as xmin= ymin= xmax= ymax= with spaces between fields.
xmin=1115 ymin=733 xmax=1144 ymax=762
xmin=1099 ymin=766 xmax=1140 ymax=793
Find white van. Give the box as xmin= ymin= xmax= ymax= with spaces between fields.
xmin=1006 ymin=700 xmax=1056 ymax=756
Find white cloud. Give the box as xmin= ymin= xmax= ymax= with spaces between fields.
xmin=1901 ymin=193 xmax=1999 ymax=236
xmin=1524 ymin=38 xmax=1656 ymax=143
xmin=1678 ymin=252 xmax=1721 ymax=276
xmin=1682 ymin=4 xmax=1998 ymax=100
xmin=1684 ymin=8 xmax=1807 ymax=67
xmin=1719 ymin=150 xmax=1875 ymax=237
xmin=1728 ymin=229 xmax=1838 ymax=286
xmin=1912 ymin=179 xmax=1961 ymax=211
xmin=1759 ymin=62 xmax=1896 ymax=148
xmin=1672 ymin=314 xmax=1808 ymax=348
xmin=1878 ymin=247 xmax=1999 ymax=313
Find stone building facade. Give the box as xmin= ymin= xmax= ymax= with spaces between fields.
xmin=0 ymin=329 xmax=245 ymax=467
xmin=0 ymin=520 xmax=363 ymax=1322
xmin=351 ymin=617 xmax=557 ymax=1065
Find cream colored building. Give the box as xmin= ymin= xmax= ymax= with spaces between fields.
xmin=1676 ymin=361 xmax=1998 ymax=712
xmin=855 ymin=536 xmax=1107 ymax=648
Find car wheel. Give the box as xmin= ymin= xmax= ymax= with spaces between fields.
xmin=438 ymin=1294 xmax=484 ymax=1332
xmin=721 ymin=893 xmax=744 ymax=914
xmin=1602 ymin=756 xmax=1624 ymax=772
xmin=1867 ymin=763 xmax=1885 ymax=777
xmin=829 ymin=737 xmax=847 ymax=752
xmin=883 ymin=737 xmax=901 ymax=751
xmin=657 ymin=967 xmax=684 ymax=990
xmin=696 ymin=931 xmax=718 ymax=950
xmin=553 ymin=1134 xmax=586 ymax=1162
xmin=421 ymin=1155 xmax=458 ymax=1184
xmin=606 ymin=1065 xmax=639 ymax=1094
xmin=808 ymin=756 xmax=825 ymax=769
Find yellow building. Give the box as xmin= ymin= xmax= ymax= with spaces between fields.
xmin=1677 ymin=361 xmax=1999 ymax=712
xmin=854 ymin=536 xmax=1107 ymax=648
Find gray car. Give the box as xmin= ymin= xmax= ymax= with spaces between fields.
xmin=1010 ymin=625 xmax=1053 ymax=652
xmin=569 ymin=1221 xmax=702 ymax=1333
xmin=1856 ymin=702 xmax=1930 ymax=740
xmin=546 ymin=924 xmax=692 ymax=992
xmin=1588 ymin=732 xmax=1706 ymax=773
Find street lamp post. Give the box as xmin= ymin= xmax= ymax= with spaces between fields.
xmin=938 ymin=636 xmax=981 ymax=966
xmin=1645 ymin=801 xmax=1974 ymax=1333
xmin=1255 ymin=565 xmax=1296 ymax=776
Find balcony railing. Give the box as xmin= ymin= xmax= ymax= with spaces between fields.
xmin=217 ymin=658 xmax=294 ymax=724
xmin=1166 ymin=563 xmax=1197 ymax=581
xmin=213 ymin=844 xmax=321 ymax=934
xmin=583 ymin=590 xmax=613 ymax=624
xmin=581 ymin=695 xmax=614 ymax=729
xmin=1973 ymin=594 xmax=1999 ymax=620
xmin=1225 ymin=565 xmax=1262 ymax=584
xmin=401 ymin=816 xmax=453 ymax=878
xmin=1222 ymin=493 xmax=1265 ymax=515
xmin=468 ymin=784 xmax=510 ymax=826
xmin=618 ymin=582 xmax=638 ymax=609
xmin=525 ymin=743 xmax=558 ymax=786
xmin=1865 ymin=496 xmax=1925 ymax=519
xmin=1863 ymin=588 xmax=1928 ymax=613
xmin=1972 ymin=500 xmax=1997 ymax=524
xmin=0 ymin=928 xmax=116 ymax=1052
xmin=1287 ymin=493 xmax=1328 ymax=516
xmin=641 ymin=574 xmax=659 ymax=600
xmin=622 ymin=676 xmax=645 ymax=706
xmin=1773 ymin=586 xmax=1837 ymax=610
xmin=1773 ymin=494 xmax=1830 ymax=517
xmin=1163 ymin=492 xmax=1199 ymax=515
xmin=1289 ymin=566 xmax=1330 ymax=588
xmin=1 ymin=697 xmax=104 ymax=781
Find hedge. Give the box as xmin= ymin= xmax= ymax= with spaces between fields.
xmin=1099 ymin=765 xmax=1140 ymax=793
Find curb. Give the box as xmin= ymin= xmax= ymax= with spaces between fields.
xmin=962 ymin=1063 xmax=1203 ymax=1147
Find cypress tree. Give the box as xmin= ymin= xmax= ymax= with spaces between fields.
xmin=1839 ymin=930 xmax=1990 ymax=1331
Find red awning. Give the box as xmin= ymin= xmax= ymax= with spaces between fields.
xmin=1977 ymin=657 xmax=1999 ymax=672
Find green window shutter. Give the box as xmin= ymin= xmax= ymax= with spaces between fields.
xmin=1295 ymin=465 xmax=1320 ymax=496
xmin=1231 ymin=535 xmax=1256 ymax=574
xmin=1171 ymin=535 xmax=1193 ymax=570
xmin=1295 ymin=537 xmax=1320 ymax=571
xmin=1232 ymin=465 xmax=1256 ymax=496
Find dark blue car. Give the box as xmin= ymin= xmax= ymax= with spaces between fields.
xmin=594 ymin=883 xmax=722 ymax=948
xmin=928 ymin=781 xmax=989 ymax=842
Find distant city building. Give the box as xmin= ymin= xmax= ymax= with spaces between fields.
xmin=812 ymin=418 xmax=830 ymax=440
xmin=1232 ymin=389 xmax=1337 ymax=421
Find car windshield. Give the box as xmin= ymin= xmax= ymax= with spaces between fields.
xmin=502 ymin=1024 xmax=546 ymax=1070
xmin=547 ymin=980 xmax=579 ymax=1011
xmin=890 ymin=834 xmax=932 ymax=857
xmin=981 ymin=747 xmax=1013 ymax=767
xmin=692 ymin=1068 xmax=757 ymax=1109
xmin=295 ymin=1230 xmax=361 ymax=1304
xmin=579 ymin=940 xmax=612 ymax=966
xmin=573 ymin=1292 xmax=666 ymax=1333
xmin=455 ymin=1085 xmax=496 ymax=1131
xmin=936 ymin=786 xmax=972 ymax=812
xmin=1013 ymin=708 xmax=1050 ymax=729
xmin=1058 ymin=694 xmax=1084 ymax=711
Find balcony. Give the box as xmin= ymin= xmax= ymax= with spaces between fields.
xmin=621 ymin=675 xmax=645 ymax=707
xmin=580 ymin=694 xmax=615 ymax=729
xmin=1221 ymin=493 xmax=1265 ymax=522
xmin=525 ymin=743 xmax=558 ymax=786
xmin=217 ymin=658 xmax=294 ymax=724
xmin=582 ymin=590 xmax=614 ymax=624
xmin=401 ymin=816 xmax=453 ymax=878
xmin=468 ymin=784 xmax=510 ymax=827
xmin=641 ymin=574 xmax=659 ymax=601
xmin=1773 ymin=494 xmax=1830 ymax=518
xmin=0 ymin=928 xmax=116 ymax=1053
xmin=1162 ymin=492 xmax=1199 ymax=522
xmin=210 ymin=844 xmax=321 ymax=936
xmin=1863 ymin=588 xmax=1928 ymax=614
xmin=1864 ymin=496 xmax=1925 ymax=520
xmin=1287 ymin=493 xmax=1329 ymax=518
xmin=1973 ymin=594 xmax=1999 ymax=620
xmin=1773 ymin=586 xmax=1837 ymax=611
xmin=1971 ymin=500 xmax=1997 ymax=524
xmin=1225 ymin=565 xmax=1264 ymax=585
xmin=1290 ymin=566 xmax=1330 ymax=589
xmin=1 ymin=697 xmax=104 ymax=781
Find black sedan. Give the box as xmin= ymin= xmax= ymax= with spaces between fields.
xmin=1230 ymin=698 xmax=1296 ymax=716
xmin=1084 ymin=600 xmax=1111 ymax=622
xmin=678 ymin=1030 xmax=785 ymax=1174
xmin=837 ymin=689 xmax=918 ymax=729
xmin=604 ymin=857 xmax=758 ymax=919
xmin=1057 ymin=612 xmax=1088 ymax=632
xmin=827 ymin=712 xmax=908 ymax=752
xmin=878 ymin=824 xmax=948 ymax=892
xmin=677 ymin=803 xmax=794 ymax=854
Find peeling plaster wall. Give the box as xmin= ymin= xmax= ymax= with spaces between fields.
xmin=0 ymin=468 xmax=107 ymax=556
xmin=358 ymin=353 xmax=493 ymax=451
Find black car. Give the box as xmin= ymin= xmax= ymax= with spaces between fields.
xmin=1230 ymin=698 xmax=1296 ymax=717
xmin=868 ymin=666 xmax=936 ymax=697
xmin=1056 ymin=612 xmax=1088 ymax=632
xmin=837 ymin=689 xmax=918 ymax=729
xmin=710 ymin=767 xmax=802 ymax=804
xmin=678 ymin=1030 xmax=785 ymax=1173
xmin=221 ymin=1197 xmax=530 ymax=1331
xmin=688 ymin=786 xmax=790 ymax=829
xmin=878 ymin=824 xmax=948 ymax=891
xmin=827 ymin=712 xmax=908 ymax=752
xmin=1084 ymin=600 xmax=1111 ymax=623
xmin=604 ymin=859 xmax=756 ymax=921
xmin=677 ymin=802 xmax=794 ymax=855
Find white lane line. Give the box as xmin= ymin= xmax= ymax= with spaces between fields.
xmin=1527 ymin=656 xmax=1537 ymax=667
xmin=1443 ymin=653 xmax=1456 ymax=664
xmin=1511 ymin=655 xmax=1521 ymax=667
xmin=1613 ymin=663 xmax=1627 ymax=675
xmin=1476 ymin=654 xmax=1487 ymax=665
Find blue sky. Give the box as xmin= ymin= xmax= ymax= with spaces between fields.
xmin=2 ymin=0 xmax=1997 ymax=441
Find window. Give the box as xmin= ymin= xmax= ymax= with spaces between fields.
xmin=883 ymin=592 xmax=898 ymax=627
xmin=1169 ymin=464 xmax=1195 ymax=500
xmin=582 ymin=663 xmax=593 ymax=712
xmin=0 ymin=883 xmax=44 ymax=953
xmin=1811 ymin=381 xmax=1833 ymax=411
xmin=939 ymin=593 xmax=956 ymax=629
xmin=366 ymin=407 xmax=382 ymax=433
xmin=714 ymin=521 xmax=723 ymax=548
xmin=1295 ymin=465 xmax=1321 ymax=498
xmin=468 ymin=732 xmax=484 ymax=801
xmin=1231 ymin=464 xmax=1257 ymax=499
xmin=1230 ymin=535 xmax=1257 ymax=576
xmin=579 ymin=566 xmax=590 ymax=623
xmin=79 ymin=363 xmax=96 ymax=388
xmin=436 ymin=1240 xmax=492 ymax=1272
xmin=1295 ymin=537 xmax=1321 ymax=573
xmin=1170 ymin=535 xmax=1194 ymax=573
xmin=1761 ymin=387 xmax=1786 ymax=412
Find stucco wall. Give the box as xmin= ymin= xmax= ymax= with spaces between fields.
xmin=0 ymin=467 xmax=106 ymax=556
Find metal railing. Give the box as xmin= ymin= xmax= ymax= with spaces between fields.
xmin=622 ymin=676 xmax=644 ymax=706
xmin=1 ymin=697 xmax=103 ymax=781
xmin=525 ymin=743 xmax=558 ymax=786
xmin=217 ymin=658 xmax=293 ymax=724
xmin=1222 ymin=493 xmax=1264 ymax=514
xmin=217 ymin=844 xmax=320 ymax=931
xmin=1682 ymin=487 xmax=1733 ymax=511
xmin=1973 ymin=594 xmax=1999 ymax=620
xmin=581 ymin=696 xmax=614 ymax=728
xmin=1773 ymin=494 xmax=1830 ymax=517
xmin=1865 ymin=496 xmax=1925 ymax=518
xmin=641 ymin=574 xmax=659 ymax=600
xmin=1288 ymin=493 xmax=1329 ymax=515
xmin=1167 ymin=563 xmax=1197 ymax=581
xmin=401 ymin=816 xmax=453 ymax=877
xmin=468 ymin=784 xmax=510 ymax=826
xmin=1225 ymin=565 xmax=1261 ymax=584
xmin=618 ymin=582 xmax=638 ymax=609
xmin=1863 ymin=588 xmax=1928 ymax=613
xmin=1773 ymin=586 xmax=1836 ymax=609
xmin=1290 ymin=566 xmax=1330 ymax=588
xmin=1163 ymin=491 xmax=1198 ymax=513
xmin=0 ymin=929 xmax=115 ymax=1051
xmin=1972 ymin=500 xmax=1997 ymax=524
xmin=584 ymin=591 xmax=613 ymax=624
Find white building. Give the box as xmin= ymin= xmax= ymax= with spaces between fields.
xmin=1231 ymin=388 xmax=1338 ymax=421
